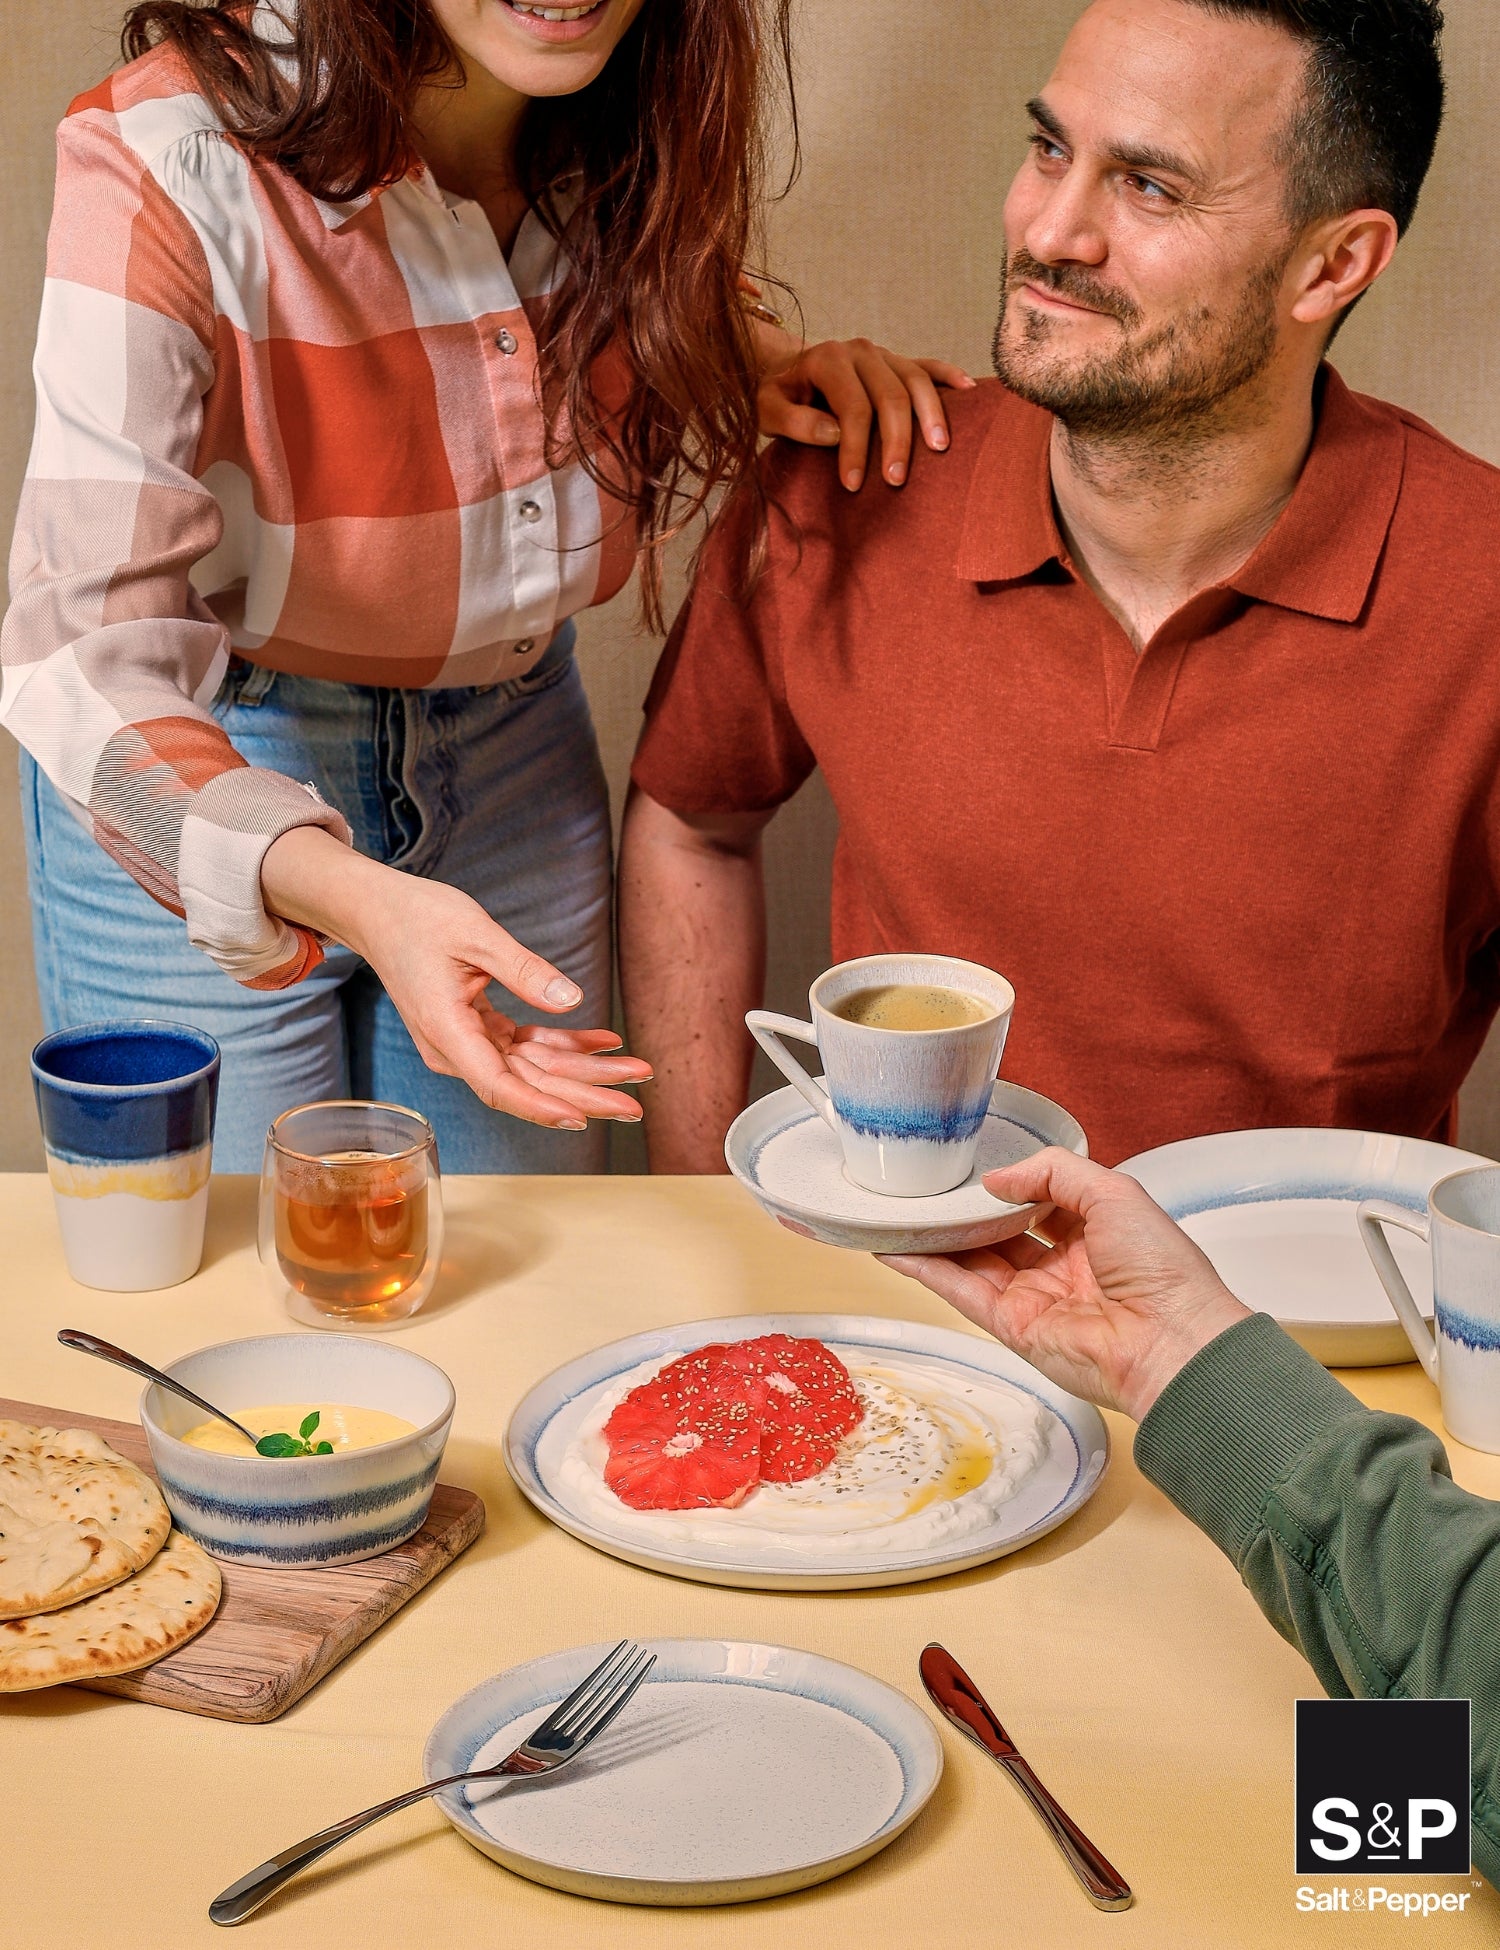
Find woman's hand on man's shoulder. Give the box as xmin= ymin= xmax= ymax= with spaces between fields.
xmin=753 ymin=320 xmax=975 ymax=492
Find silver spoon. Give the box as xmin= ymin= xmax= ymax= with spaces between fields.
xmin=57 ymin=1328 xmax=262 ymax=1450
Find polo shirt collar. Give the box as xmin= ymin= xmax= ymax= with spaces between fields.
xmin=956 ymin=364 xmax=1406 ymax=626
xmin=1228 ymin=367 xmax=1405 ymax=623
xmin=956 ymin=394 xmax=1059 ymax=584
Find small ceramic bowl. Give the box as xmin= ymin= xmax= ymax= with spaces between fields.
xmin=140 ymin=1333 xmax=455 ymax=1567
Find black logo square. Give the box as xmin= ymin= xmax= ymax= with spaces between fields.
xmin=1295 ymin=1699 xmax=1471 ymax=1875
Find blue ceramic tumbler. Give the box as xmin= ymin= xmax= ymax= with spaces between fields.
xmin=31 ymin=1020 xmax=220 ymax=1291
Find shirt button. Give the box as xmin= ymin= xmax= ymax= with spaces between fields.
xmin=518 ymin=499 xmax=543 ymax=524
xmin=512 ymin=636 xmax=535 ymax=658
xmin=494 ymin=328 xmax=518 ymax=355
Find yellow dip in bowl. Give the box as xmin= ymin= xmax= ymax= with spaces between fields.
xmin=181 ymin=1404 xmax=417 ymax=1457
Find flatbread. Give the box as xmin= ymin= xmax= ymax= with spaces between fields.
xmin=0 ymin=1529 xmax=220 ymax=1692
xmin=0 ymin=1421 xmax=171 ymax=1618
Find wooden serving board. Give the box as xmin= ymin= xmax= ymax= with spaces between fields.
xmin=0 ymin=1397 xmax=485 ymax=1724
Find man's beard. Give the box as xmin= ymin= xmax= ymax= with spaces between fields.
xmin=991 ymin=247 xmax=1289 ymax=443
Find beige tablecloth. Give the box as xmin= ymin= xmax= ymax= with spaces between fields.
xmin=2 ymin=1173 xmax=1496 ymax=1948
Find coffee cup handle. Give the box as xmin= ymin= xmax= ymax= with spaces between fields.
xmin=1357 ymin=1199 xmax=1438 ymax=1381
xmin=744 ymin=1012 xmax=837 ymax=1128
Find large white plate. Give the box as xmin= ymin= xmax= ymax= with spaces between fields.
xmin=425 ymin=1639 xmax=943 ymax=1906
xmin=725 ymin=1079 xmax=1088 ymax=1253
xmin=504 ymin=1314 xmax=1108 ymax=1591
xmin=1119 ymin=1127 xmax=1496 ymax=1367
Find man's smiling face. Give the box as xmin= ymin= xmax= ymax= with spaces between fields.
xmin=994 ymin=0 xmax=1313 ymax=435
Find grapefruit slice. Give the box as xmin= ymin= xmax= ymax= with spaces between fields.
xmin=740 ymin=1334 xmax=865 ymax=1483
xmin=603 ymin=1349 xmax=768 ymax=1510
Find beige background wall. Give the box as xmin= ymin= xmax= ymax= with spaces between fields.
xmin=3 ymin=0 xmax=1500 ymax=1170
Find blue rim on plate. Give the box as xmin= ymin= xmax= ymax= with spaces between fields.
xmin=503 ymin=1313 xmax=1109 ymax=1591
xmin=424 ymin=1638 xmax=944 ymax=1905
xmin=1119 ymin=1127 xmax=1497 ymax=1367
xmin=725 ymin=1078 xmax=1088 ymax=1254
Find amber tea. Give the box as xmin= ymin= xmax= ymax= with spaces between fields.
xmin=274 ymin=1151 xmax=429 ymax=1312
xmin=261 ymin=1106 xmax=443 ymax=1329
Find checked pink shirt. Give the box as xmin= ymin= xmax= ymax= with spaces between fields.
xmin=2 ymin=35 xmax=636 ymax=988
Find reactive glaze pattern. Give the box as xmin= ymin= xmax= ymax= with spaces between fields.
xmin=1417 ymin=1168 xmax=1500 ymax=1450
xmin=425 ymin=1639 xmax=943 ymax=1904
xmin=1120 ymin=1127 xmax=1496 ymax=1368
xmin=726 ymin=1078 xmax=1087 ymax=1254
xmin=1438 ymin=1301 xmax=1500 ymax=1354
xmin=31 ymin=1021 xmax=220 ymax=1291
xmin=140 ymin=1333 xmax=454 ymax=1564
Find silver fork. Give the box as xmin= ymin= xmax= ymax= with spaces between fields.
xmin=209 ymin=1640 xmax=657 ymax=1926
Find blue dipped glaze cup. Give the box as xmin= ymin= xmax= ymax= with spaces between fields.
xmin=747 ymin=954 xmax=1015 ymax=1196
xmin=1360 ymin=1165 xmax=1500 ymax=1454
xmin=31 ymin=1020 xmax=220 ymax=1291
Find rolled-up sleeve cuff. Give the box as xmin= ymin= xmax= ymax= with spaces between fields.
xmin=1133 ymin=1313 xmax=1367 ymax=1567
xmin=178 ymin=767 xmax=352 ymax=989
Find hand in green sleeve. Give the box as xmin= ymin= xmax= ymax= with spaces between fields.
xmin=883 ymin=1146 xmax=1500 ymax=1888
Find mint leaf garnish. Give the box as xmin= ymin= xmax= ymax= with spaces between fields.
xmin=254 ymin=1413 xmax=336 ymax=1458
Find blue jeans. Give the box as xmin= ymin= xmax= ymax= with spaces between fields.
xmin=22 ymin=622 xmax=613 ymax=1173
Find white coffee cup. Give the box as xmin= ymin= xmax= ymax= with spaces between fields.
xmin=1358 ymin=1165 xmax=1500 ymax=1453
xmin=746 ymin=954 xmax=1015 ymax=1198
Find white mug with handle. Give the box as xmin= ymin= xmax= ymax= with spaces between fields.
xmin=1358 ymin=1163 xmax=1500 ymax=1453
xmin=746 ymin=953 xmax=1015 ymax=1198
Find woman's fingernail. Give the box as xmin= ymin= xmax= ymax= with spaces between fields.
xmin=932 ymin=430 xmax=949 ymax=450
xmin=815 ymin=423 xmax=839 ymax=443
xmin=559 ymin=1119 xmax=587 ymax=1132
xmin=887 ymin=462 xmax=906 ymax=484
xmin=544 ymin=977 xmax=582 ymax=1007
xmin=845 ymin=469 xmax=863 ymax=490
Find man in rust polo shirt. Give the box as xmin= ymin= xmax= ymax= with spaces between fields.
xmin=620 ymin=0 xmax=1497 ymax=1170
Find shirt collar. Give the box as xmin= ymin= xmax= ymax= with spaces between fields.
xmin=955 ymin=392 xmax=1060 ymax=584
xmin=956 ymin=364 xmax=1406 ymax=626
xmin=1227 ymin=367 xmax=1405 ymax=623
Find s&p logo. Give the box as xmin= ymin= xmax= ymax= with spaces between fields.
xmin=1295 ymin=1699 xmax=1471 ymax=1876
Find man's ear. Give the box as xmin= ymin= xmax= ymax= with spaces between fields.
xmin=1289 ymin=209 xmax=1400 ymax=329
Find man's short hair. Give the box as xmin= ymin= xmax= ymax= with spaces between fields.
xmin=1187 ymin=0 xmax=1445 ymax=236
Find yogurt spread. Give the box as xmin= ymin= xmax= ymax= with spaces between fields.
xmin=553 ymin=1348 xmax=1051 ymax=1559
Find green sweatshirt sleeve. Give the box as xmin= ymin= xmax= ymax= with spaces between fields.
xmin=1134 ymin=1311 xmax=1500 ymax=1885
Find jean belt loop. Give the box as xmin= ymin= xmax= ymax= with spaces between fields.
xmin=236 ymin=659 xmax=277 ymax=707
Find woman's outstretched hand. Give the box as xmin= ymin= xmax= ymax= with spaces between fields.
xmin=261 ymin=828 xmax=650 ymax=1130
xmin=753 ymin=320 xmax=974 ymax=491
xmin=881 ymin=1148 xmax=1250 ymax=1422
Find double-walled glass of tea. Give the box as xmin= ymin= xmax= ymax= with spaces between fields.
xmin=259 ymin=1102 xmax=443 ymax=1330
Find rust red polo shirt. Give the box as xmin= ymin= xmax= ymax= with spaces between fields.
xmin=631 ymin=370 xmax=1500 ymax=1165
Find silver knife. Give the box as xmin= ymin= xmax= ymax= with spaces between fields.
xmin=920 ymin=1641 xmax=1133 ymax=1912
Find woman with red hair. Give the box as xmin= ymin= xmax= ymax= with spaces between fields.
xmin=4 ymin=0 xmax=965 ymax=1169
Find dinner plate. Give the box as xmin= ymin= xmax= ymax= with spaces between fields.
xmin=504 ymin=1313 xmax=1109 ymax=1591
xmin=1119 ymin=1127 xmax=1496 ymax=1367
xmin=724 ymin=1079 xmax=1088 ymax=1253
xmin=425 ymin=1638 xmax=943 ymax=1905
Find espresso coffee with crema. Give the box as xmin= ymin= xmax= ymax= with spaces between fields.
xmin=832 ymin=984 xmax=994 ymax=1031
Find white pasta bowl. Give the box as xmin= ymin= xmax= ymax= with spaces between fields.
xmin=139 ymin=1333 xmax=455 ymax=1567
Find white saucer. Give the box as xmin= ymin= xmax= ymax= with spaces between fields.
xmin=724 ymin=1079 xmax=1088 ymax=1254
xmin=425 ymin=1639 xmax=943 ymax=1905
xmin=504 ymin=1313 xmax=1109 ymax=1591
xmin=1119 ymin=1127 xmax=1496 ymax=1367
